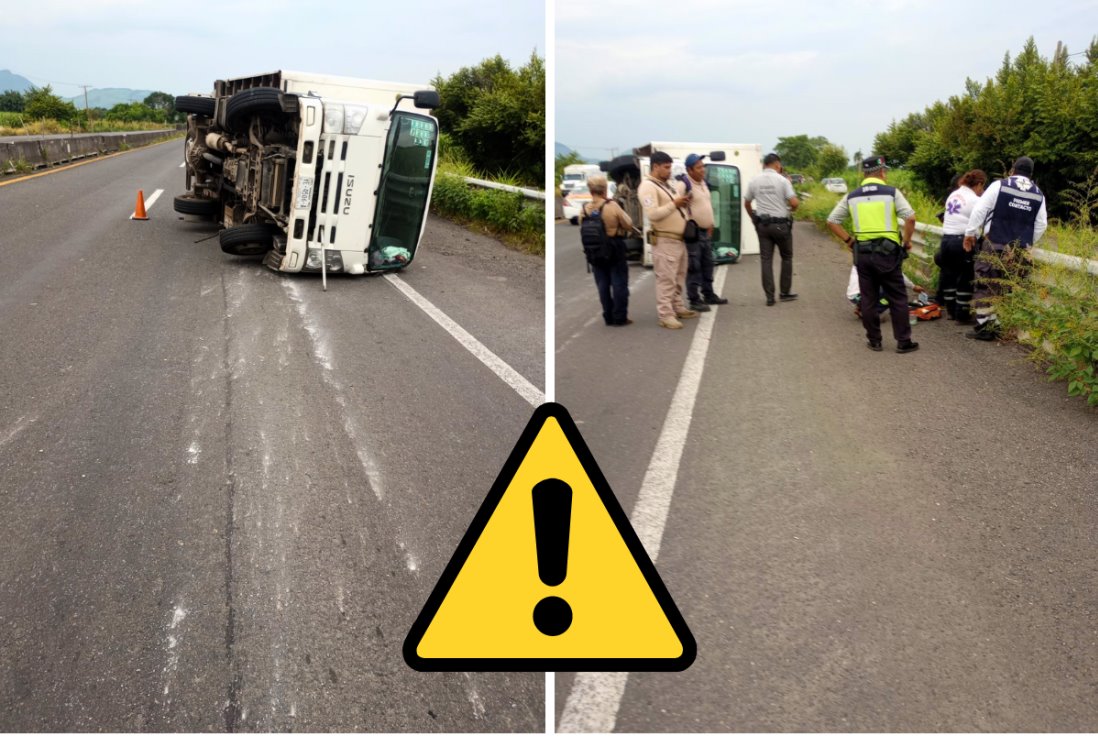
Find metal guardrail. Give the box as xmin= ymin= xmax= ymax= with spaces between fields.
xmin=912 ymin=221 xmax=1098 ymax=277
xmin=458 ymin=175 xmax=544 ymax=201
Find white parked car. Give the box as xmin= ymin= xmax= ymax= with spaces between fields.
xmin=562 ymin=182 xmax=615 ymax=224
xmin=823 ymin=177 xmax=848 ymax=194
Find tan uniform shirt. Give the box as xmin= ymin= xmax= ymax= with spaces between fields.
xmin=686 ymin=177 xmax=714 ymax=230
xmin=584 ymin=197 xmax=634 ymax=237
xmin=638 ymin=177 xmax=687 ymax=237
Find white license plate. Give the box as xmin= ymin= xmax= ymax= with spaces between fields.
xmin=296 ymin=176 xmax=314 ymax=210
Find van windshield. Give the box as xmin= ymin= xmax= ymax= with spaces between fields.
xmin=368 ymin=112 xmax=438 ymax=270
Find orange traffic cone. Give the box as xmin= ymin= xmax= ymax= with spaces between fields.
xmin=132 ymin=190 xmax=149 ymax=220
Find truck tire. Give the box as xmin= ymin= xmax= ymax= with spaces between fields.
xmin=225 ymin=88 xmax=286 ymax=127
xmin=174 ymin=194 xmax=218 ymax=217
xmin=175 ymin=95 xmax=216 ymax=116
xmin=220 ymin=224 xmax=276 ymax=256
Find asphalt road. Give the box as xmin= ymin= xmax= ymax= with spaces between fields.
xmin=554 ymin=220 xmax=1098 ymax=732
xmin=0 ymin=141 xmax=545 ymax=732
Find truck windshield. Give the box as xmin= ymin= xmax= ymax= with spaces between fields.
xmin=368 ymin=112 xmax=438 ymax=270
xmin=706 ymin=163 xmax=742 ymax=262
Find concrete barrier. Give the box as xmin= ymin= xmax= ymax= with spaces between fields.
xmin=1 ymin=130 xmax=179 ymax=174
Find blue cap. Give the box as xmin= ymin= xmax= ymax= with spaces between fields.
xmin=685 ymin=153 xmax=706 ymax=169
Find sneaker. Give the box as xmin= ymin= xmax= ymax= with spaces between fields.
xmin=779 ymin=293 xmax=799 ymax=302
xmin=689 ymin=301 xmax=711 ymax=312
xmin=867 ymin=340 xmax=883 ymax=351
xmin=676 ymin=309 xmax=700 ymax=319
xmin=897 ymin=340 xmax=920 ymax=353
xmin=658 ymin=317 xmax=684 ymax=330
xmin=966 ymin=325 xmax=999 ymax=341
xmin=703 ymin=295 xmax=729 ymax=305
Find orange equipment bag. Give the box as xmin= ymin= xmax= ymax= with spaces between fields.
xmin=911 ymin=303 xmax=942 ymax=321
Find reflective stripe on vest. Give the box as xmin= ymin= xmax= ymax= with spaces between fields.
xmin=848 ymin=178 xmax=900 ymax=244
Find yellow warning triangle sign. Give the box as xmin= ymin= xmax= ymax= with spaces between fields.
xmin=404 ymin=403 xmax=695 ymax=671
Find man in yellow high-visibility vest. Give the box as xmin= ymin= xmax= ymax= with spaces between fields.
xmin=827 ymin=155 xmax=919 ymax=353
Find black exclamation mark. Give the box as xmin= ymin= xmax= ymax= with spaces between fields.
xmin=532 ymin=478 xmax=573 ymax=636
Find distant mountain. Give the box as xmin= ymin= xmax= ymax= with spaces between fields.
xmin=0 ymin=69 xmax=34 ymax=93
xmin=69 ymin=88 xmax=157 ymax=109
xmin=555 ymin=141 xmax=576 ymax=158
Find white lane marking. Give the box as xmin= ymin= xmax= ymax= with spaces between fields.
xmin=0 ymin=415 xmax=37 ymax=451
xmin=559 ymin=265 xmax=728 ymax=733
xmin=383 ymin=274 xmax=543 ymax=407
xmin=179 ymin=162 xmax=185 ymax=168
xmin=130 ymin=187 xmax=164 ymax=219
xmin=556 ymin=270 xmax=651 ymax=355
xmin=162 ymin=605 xmax=188 ymax=697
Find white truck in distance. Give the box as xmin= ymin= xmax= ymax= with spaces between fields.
xmin=174 ymin=70 xmax=440 ymax=275
xmin=560 ymin=163 xmax=602 ymax=196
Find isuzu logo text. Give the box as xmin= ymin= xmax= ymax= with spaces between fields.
xmin=343 ymin=175 xmax=355 ymax=215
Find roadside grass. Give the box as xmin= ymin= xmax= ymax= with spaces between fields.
xmin=802 ymin=169 xmax=1098 ymax=407
xmin=0 ymin=117 xmax=177 ymax=136
xmin=431 ymin=138 xmax=544 ymax=255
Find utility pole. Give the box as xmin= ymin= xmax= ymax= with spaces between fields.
xmin=81 ymin=85 xmax=92 ymax=125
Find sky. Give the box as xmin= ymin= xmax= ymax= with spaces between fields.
xmin=555 ymin=0 xmax=1098 ymax=162
xmin=4 ymin=0 xmax=544 ymax=97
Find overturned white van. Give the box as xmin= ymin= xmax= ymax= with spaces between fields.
xmin=601 ymin=142 xmax=762 ymax=267
xmin=174 ymin=70 xmax=440 ymax=275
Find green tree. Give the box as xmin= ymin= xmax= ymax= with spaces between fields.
xmin=814 ymin=142 xmax=848 ymax=178
xmin=0 ymin=89 xmax=24 ymax=112
xmin=24 ymin=85 xmax=78 ymax=122
xmin=555 ymin=151 xmax=583 ymax=185
xmin=773 ymin=134 xmax=830 ymax=171
xmin=107 ymin=102 xmax=161 ymax=122
xmin=431 ymin=52 xmax=545 ymax=185
xmin=143 ymin=91 xmax=175 ymax=120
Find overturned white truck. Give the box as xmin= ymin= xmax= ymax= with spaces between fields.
xmin=174 ymin=70 xmax=440 ymax=275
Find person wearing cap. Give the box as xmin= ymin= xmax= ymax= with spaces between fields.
xmin=962 ymin=156 xmax=1047 ymax=341
xmin=745 ymin=153 xmax=800 ymax=305
xmin=680 ymin=153 xmax=728 ymax=312
xmin=827 ymin=155 xmax=920 ymax=353
xmin=582 ymin=173 xmax=636 ymax=326
xmin=638 ymin=151 xmax=699 ymax=330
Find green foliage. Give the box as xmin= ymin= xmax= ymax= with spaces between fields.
xmin=0 ymin=111 xmax=26 ymax=128
xmin=24 ymin=85 xmax=78 ymax=122
xmin=430 ymin=171 xmax=544 ymax=253
xmin=555 ymin=150 xmax=583 ymax=186
xmin=815 ymin=143 xmax=848 ymax=178
xmin=0 ymin=89 xmax=24 ymax=112
xmin=773 ymin=134 xmax=830 ymax=171
xmin=431 ymin=52 xmax=545 ymax=187
xmin=106 ymin=102 xmax=164 ymax=122
xmin=873 ymin=36 xmax=1098 ymax=219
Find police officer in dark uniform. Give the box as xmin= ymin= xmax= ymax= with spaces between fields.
xmin=827 ymin=155 xmax=919 ymax=353
xmin=962 ymin=156 xmax=1048 ymax=341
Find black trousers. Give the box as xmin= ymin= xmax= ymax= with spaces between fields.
xmin=592 ymin=252 xmax=630 ymax=324
xmin=686 ymin=234 xmax=716 ymax=302
xmin=757 ymin=221 xmax=793 ymax=299
xmin=936 ymin=233 xmax=974 ymax=319
xmin=855 ymin=246 xmax=912 ymax=344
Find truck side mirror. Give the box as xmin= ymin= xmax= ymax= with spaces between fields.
xmin=709 ymin=150 xmax=726 ymax=162
xmin=413 ymin=90 xmax=440 ymax=109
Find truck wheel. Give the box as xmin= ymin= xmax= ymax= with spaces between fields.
xmin=175 ymin=95 xmax=216 ymax=116
xmin=220 ymin=224 xmax=276 ymax=256
xmin=174 ymin=194 xmax=218 ymax=217
xmin=225 ymin=88 xmax=287 ymax=127
xmin=569 ymin=216 xmax=578 ymax=225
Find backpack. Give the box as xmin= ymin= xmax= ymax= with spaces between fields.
xmin=580 ymin=201 xmax=615 ymax=266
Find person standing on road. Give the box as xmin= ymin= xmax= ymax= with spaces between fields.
xmin=681 ymin=153 xmax=728 ymax=312
xmin=937 ymin=169 xmax=986 ymax=323
xmin=638 ymin=151 xmax=700 ymax=330
xmin=581 ymin=174 xmax=635 ymax=326
xmin=745 ymin=153 xmax=800 ymax=306
xmin=827 ymin=155 xmax=919 ymax=353
xmin=963 ymin=156 xmax=1047 ymax=341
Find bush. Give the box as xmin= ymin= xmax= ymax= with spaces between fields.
xmin=430 ymin=171 xmax=543 ymax=253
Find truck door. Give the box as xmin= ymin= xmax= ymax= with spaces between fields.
xmin=705 ymin=163 xmax=742 ymax=264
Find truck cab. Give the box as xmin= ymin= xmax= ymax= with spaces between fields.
xmin=174 ymin=70 xmax=440 ymax=275
xmin=601 ymin=142 xmax=762 ymax=267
